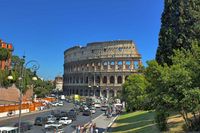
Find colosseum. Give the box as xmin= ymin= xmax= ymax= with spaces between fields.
xmin=63 ymin=40 xmax=142 ymax=98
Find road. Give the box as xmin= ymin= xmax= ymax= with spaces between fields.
xmin=0 ymin=102 xmax=104 ymax=133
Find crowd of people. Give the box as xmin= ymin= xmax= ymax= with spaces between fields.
xmin=76 ymin=123 xmax=98 ymax=133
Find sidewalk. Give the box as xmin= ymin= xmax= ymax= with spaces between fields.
xmin=73 ymin=113 xmax=118 ymax=133
xmin=0 ymin=108 xmax=54 ymax=121
xmin=93 ymin=114 xmax=118 ymax=133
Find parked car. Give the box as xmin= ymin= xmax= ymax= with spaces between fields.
xmin=44 ymin=123 xmax=64 ymax=133
xmin=14 ymin=122 xmax=32 ymax=132
xmin=67 ymin=110 xmax=77 ymax=121
xmin=34 ymin=116 xmax=47 ymax=126
xmin=58 ymin=117 xmax=72 ymax=125
xmin=58 ymin=101 xmax=64 ymax=106
xmin=83 ymin=109 xmax=91 ymax=116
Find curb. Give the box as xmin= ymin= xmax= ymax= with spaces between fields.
xmin=0 ymin=108 xmax=54 ymax=121
xmin=105 ymin=114 xmax=119 ymax=133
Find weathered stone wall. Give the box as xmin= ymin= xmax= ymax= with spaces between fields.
xmin=63 ymin=40 xmax=142 ymax=97
xmin=0 ymin=84 xmax=33 ymax=104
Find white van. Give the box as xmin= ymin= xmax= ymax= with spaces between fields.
xmin=0 ymin=127 xmax=18 ymax=133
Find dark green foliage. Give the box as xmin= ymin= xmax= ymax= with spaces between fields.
xmin=155 ymin=110 xmax=169 ymax=131
xmin=1 ymin=55 xmax=54 ymax=97
xmin=122 ymin=74 xmax=149 ymax=111
xmin=156 ymin=0 xmax=200 ymax=65
xmin=0 ymin=48 xmax=9 ymax=60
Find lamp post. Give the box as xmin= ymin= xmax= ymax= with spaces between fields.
xmin=8 ymin=56 xmax=39 ymax=133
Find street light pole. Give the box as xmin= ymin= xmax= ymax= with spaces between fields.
xmin=8 ymin=56 xmax=39 ymax=133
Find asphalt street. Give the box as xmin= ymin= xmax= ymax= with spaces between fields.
xmin=0 ymin=102 xmax=104 ymax=133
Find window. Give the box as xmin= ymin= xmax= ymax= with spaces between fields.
xmin=118 ymin=47 xmax=122 ymax=51
xmin=103 ymin=76 xmax=107 ymax=84
xmin=117 ymin=76 xmax=122 ymax=84
xmin=110 ymin=76 xmax=115 ymax=84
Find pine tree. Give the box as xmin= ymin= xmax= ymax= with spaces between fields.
xmin=156 ymin=0 xmax=200 ymax=65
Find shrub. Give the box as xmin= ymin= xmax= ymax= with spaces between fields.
xmin=155 ymin=110 xmax=168 ymax=131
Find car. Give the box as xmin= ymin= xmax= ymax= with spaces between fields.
xmin=51 ymin=102 xmax=59 ymax=106
xmin=0 ymin=127 xmax=18 ymax=133
xmin=44 ymin=123 xmax=64 ymax=133
xmin=90 ymin=106 xmax=96 ymax=114
xmin=101 ymin=105 xmax=108 ymax=111
xmin=47 ymin=115 xmax=57 ymax=121
xmin=67 ymin=110 xmax=77 ymax=121
xmin=94 ymin=103 xmax=101 ymax=108
xmin=58 ymin=117 xmax=72 ymax=125
xmin=14 ymin=122 xmax=32 ymax=132
xmin=58 ymin=101 xmax=64 ymax=106
xmin=83 ymin=109 xmax=91 ymax=116
xmin=34 ymin=116 xmax=47 ymax=126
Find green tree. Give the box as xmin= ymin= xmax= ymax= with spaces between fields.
xmin=0 ymin=48 xmax=9 ymax=61
xmin=122 ymin=74 xmax=148 ymax=111
xmin=156 ymin=0 xmax=200 ymax=65
xmin=147 ymin=42 xmax=200 ymax=131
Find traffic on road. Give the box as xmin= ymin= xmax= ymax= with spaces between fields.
xmin=0 ymin=96 xmax=122 ymax=133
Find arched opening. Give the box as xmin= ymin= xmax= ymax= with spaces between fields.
xmin=109 ymin=90 xmax=114 ymax=97
xmin=96 ymin=76 xmax=100 ymax=84
xmin=85 ymin=89 xmax=88 ymax=96
xmin=117 ymin=76 xmax=122 ymax=84
xmin=102 ymin=90 xmax=107 ymax=98
xmin=110 ymin=61 xmax=115 ymax=70
xmin=110 ymin=76 xmax=115 ymax=84
xmin=118 ymin=61 xmax=123 ymax=70
xmin=95 ymin=89 xmax=100 ymax=97
xmin=103 ymin=61 xmax=108 ymax=70
xmin=76 ymin=77 xmax=79 ymax=83
xmin=80 ymin=89 xmax=83 ymax=96
xmin=103 ymin=76 xmax=107 ymax=84
xmin=85 ymin=76 xmax=88 ymax=84
xmin=126 ymin=61 xmax=131 ymax=70
xmin=125 ymin=76 xmax=129 ymax=81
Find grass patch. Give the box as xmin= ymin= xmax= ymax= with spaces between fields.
xmin=110 ymin=111 xmax=159 ymax=133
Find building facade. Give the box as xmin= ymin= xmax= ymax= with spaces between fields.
xmin=54 ymin=76 xmax=63 ymax=92
xmin=63 ymin=40 xmax=142 ymax=98
xmin=0 ymin=39 xmax=13 ymax=70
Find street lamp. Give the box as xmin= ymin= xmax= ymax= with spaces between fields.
xmin=8 ymin=56 xmax=39 ymax=133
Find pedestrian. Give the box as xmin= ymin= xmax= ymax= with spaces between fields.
xmin=76 ymin=125 xmax=80 ymax=133
xmin=90 ymin=123 xmax=93 ymax=133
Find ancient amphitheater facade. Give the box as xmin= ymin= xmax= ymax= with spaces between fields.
xmin=63 ymin=40 xmax=142 ymax=98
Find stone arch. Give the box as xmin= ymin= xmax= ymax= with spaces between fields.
xmin=110 ymin=76 xmax=115 ymax=84
xmin=80 ymin=89 xmax=83 ymax=96
xmin=102 ymin=90 xmax=107 ymax=98
xmin=96 ymin=76 xmax=100 ymax=84
xmin=103 ymin=61 xmax=108 ymax=70
xmin=125 ymin=75 xmax=129 ymax=81
xmin=103 ymin=76 xmax=107 ymax=84
xmin=85 ymin=89 xmax=88 ymax=96
xmin=117 ymin=76 xmax=122 ymax=84
xmin=125 ymin=61 xmax=131 ymax=69
xmin=109 ymin=90 xmax=114 ymax=97
xmin=117 ymin=61 xmax=123 ymax=70
xmin=95 ymin=89 xmax=100 ymax=97
xmin=85 ymin=76 xmax=88 ymax=84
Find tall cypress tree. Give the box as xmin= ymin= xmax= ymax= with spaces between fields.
xmin=156 ymin=0 xmax=200 ymax=65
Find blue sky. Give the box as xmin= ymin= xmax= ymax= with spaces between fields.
xmin=0 ymin=0 xmax=164 ymax=80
